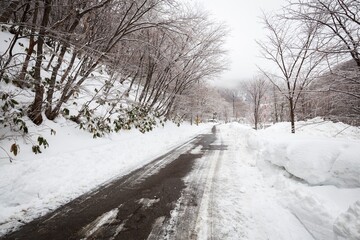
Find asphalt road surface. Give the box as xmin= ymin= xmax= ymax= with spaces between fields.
xmin=2 ymin=125 xmax=227 ymax=240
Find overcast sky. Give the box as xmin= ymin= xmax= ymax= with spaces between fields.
xmin=194 ymin=0 xmax=286 ymax=88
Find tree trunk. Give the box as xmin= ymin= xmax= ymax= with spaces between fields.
xmin=45 ymin=43 xmax=60 ymax=71
xmin=289 ymin=97 xmax=295 ymax=133
xmin=46 ymin=51 xmax=78 ymax=120
xmin=254 ymin=110 xmax=258 ymax=130
xmin=45 ymin=45 xmax=67 ymax=119
xmin=16 ymin=0 xmax=39 ymax=88
xmin=273 ymin=85 xmax=279 ymax=123
xmin=16 ymin=38 xmax=36 ymax=87
xmin=28 ymin=0 xmax=52 ymax=125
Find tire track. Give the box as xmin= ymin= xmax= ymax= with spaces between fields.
xmin=159 ymin=126 xmax=227 ymax=240
xmin=209 ymin=136 xmax=225 ymax=240
xmin=152 ymin=143 xmax=214 ymax=240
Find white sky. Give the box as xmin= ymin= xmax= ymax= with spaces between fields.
xmin=194 ymin=0 xmax=286 ymax=88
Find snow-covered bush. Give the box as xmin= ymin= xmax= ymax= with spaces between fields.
xmin=78 ymin=105 xmax=161 ymax=138
xmin=0 ymin=86 xmax=50 ymax=159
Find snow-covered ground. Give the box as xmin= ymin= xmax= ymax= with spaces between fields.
xmin=1 ymin=118 xmax=359 ymax=239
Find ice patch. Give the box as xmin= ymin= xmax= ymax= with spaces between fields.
xmin=190 ymin=145 xmax=203 ymax=154
xmin=81 ymin=208 xmax=119 ymax=238
xmin=137 ymin=198 xmax=160 ymax=208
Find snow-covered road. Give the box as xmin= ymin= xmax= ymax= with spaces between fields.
xmin=3 ymin=124 xmax=313 ymax=240
xmin=3 ymin=127 xmax=220 ymax=239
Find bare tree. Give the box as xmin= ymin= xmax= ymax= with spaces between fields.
xmin=257 ymin=14 xmax=325 ymax=133
xmin=286 ymin=0 xmax=360 ymax=125
xmin=172 ymin=83 xmax=230 ymax=123
xmin=27 ymin=0 xmax=175 ymax=122
xmin=218 ymin=88 xmax=247 ymax=121
xmin=287 ymin=0 xmax=360 ymax=66
xmin=128 ymin=9 xmax=227 ymax=118
xmin=309 ymin=60 xmax=360 ymax=125
xmin=27 ymin=0 xmax=52 ymax=125
xmin=242 ymin=77 xmax=268 ymax=130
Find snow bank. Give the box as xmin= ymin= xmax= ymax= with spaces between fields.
xmin=0 ymin=121 xmax=213 ymax=236
xmin=260 ymin=136 xmax=360 ymax=187
xmin=254 ymin=119 xmax=360 ymax=188
xmin=278 ymin=183 xmax=360 ymax=240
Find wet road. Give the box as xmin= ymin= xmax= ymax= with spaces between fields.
xmin=2 ymin=126 xmax=227 ymax=240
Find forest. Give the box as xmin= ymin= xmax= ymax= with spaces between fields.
xmin=0 ymin=0 xmax=230 ymax=155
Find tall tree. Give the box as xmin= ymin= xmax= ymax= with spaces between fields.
xmin=257 ymin=14 xmax=325 ymax=133
xmin=286 ymin=0 xmax=360 ymax=125
xmin=242 ymin=77 xmax=268 ymax=130
xmin=28 ymin=0 xmax=52 ymax=125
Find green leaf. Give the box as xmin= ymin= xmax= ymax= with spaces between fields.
xmin=63 ymin=108 xmax=70 ymax=116
xmin=11 ymin=99 xmax=18 ymax=105
xmin=32 ymin=145 xmax=41 ymax=154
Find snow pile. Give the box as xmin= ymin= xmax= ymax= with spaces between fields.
xmin=278 ymin=183 xmax=360 ymax=240
xmin=259 ymin=136 xmax=360 ymax=187
xmin=0 ymin=121 xmax=213 ymax=236
xmin=254 ymin=119 xmax=360 ymax=187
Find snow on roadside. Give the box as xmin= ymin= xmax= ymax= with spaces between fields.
xmin=0 ymin=121 xmax=213 ymax=236
xmin=208 ymin=124 xmax=314 ymax=240
xmin=257 ymin=135 xmax=360 ymax=187
xmin=252 ymin=118 xmax=360 ymax=188
xmin=244 ymin=119 xmax=360 ymax=240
